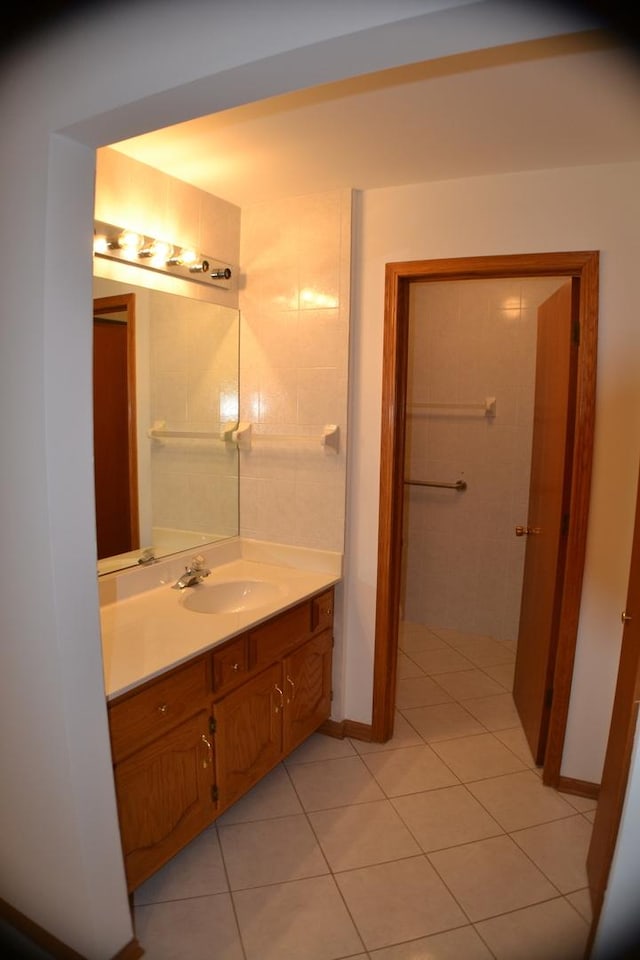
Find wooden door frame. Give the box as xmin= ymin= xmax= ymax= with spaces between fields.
xmin=372 ymin=251 xmax=598 ymax=787
xmin=93 ymin=292 xmax=139 ymax=552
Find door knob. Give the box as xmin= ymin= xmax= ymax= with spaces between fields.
xmin=515 ymin=525 xmax=541 ymax=537
xmin=622 ymin=611 xmax=633 ymax=623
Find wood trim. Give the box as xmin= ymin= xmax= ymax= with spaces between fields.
xmin=0 ymin=897 xmax=144 ymax=960
xmin=319 ymin=718 xmax=374 ymax=741
xmin=373 ymin=252 xmax=599 ymax=787
xmin=557 ymin=776 xmax=600 ymax=801
xmin=112 ymin=938 xmax=145 ymax=960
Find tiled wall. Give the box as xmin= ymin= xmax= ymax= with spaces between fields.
xmin=238 ymin=191 xmax=352 ymax=551
xmin=402 ymin=277 xmax=565 ymax=642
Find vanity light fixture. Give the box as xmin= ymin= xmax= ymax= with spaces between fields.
xmin=93 ymin=219 xmax=234 ymax=289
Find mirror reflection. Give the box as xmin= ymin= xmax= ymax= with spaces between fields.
xmin=93 ymin=275 xmax=240 ymax=575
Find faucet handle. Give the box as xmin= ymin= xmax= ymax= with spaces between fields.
xmin=191 ymin=555 xmax=207 ymax=571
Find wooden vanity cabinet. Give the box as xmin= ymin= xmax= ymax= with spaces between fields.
xmin=212 ymin=589 xmax=334 ymax=813
xmin=107 ymin=587 xmax=334 ymax=891
xmin=108 ymin=658 xmax=215 ymax=892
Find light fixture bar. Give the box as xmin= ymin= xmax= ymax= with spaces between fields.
xmin=93 ymin=220 xmax=234 ymax=290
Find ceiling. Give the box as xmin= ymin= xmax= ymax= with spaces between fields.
xmin=109 ymin=31 xmax=640 ymax=209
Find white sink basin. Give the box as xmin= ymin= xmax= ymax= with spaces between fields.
xmin=181 ymin=579 xmax=285 ymax=614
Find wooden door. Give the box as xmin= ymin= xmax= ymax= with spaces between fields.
xmin=213 ymin=663 xmax=282 ymax=812
xmin=283 ymin=631 xmax=333 ymax=754
xmin=114 ymin=710 xmax=215 ymax=891
xmin=513 ymin=280 xmax=578 ymax=764
xmin=586 ymin=467 xmax=640 ymax=946
xmin=93 ymin=294 xmax=138 ymax=559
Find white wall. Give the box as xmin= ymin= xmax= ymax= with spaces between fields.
xmin=0 ymin=1 xmax=612 ymax=955
xmin=345 ymin=164 xmax=640 ymax=786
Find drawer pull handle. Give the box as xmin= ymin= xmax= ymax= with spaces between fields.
xmin=158 ymin=703 xmax=169 ymax=715
xmin=200 ymin=733 xmax=213 ymax=769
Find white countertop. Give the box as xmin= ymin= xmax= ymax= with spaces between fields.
xmin=100 ymin=540 xmax=341 ymax=701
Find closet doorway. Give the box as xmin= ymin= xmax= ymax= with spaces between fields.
xmin=372 ymin=252 xmax=598 ymax=788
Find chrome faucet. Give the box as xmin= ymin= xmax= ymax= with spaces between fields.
xmin=172 ymin=555 xmax=211 ymax=590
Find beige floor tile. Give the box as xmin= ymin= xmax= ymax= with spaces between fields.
xmin=309 ymin=799 xmax=421 ymax=871
xmin=233 ymin=875 xmax=363 ymax=960
xmin=408 ymin=647 xmax=475 ymax=675
xmin=369 ymin=925 xmax=494 ymax=959
xmin=218 ymin=814 xmax=328 ymax=890
xmin=565 ymin=888 xmax=593 ymax=923
xmin=432 ymin=669 xmax=506 ymax=701
xmin=474 ymin=896 xmax=590 ymax=959
xmin=398 ymin=650 xmax=427 ymax=679
xmin=336 ymin=856 xmax=466 ymax=951
xmin=431 ymin=733 xmax=528 ymax=782
xmin=401 ymin=702 xmax=486 ymax=742
xmin=362 ymin=745 xmax=459 ymax=797
xmin=286 ymin=755 xmax=385 ymax=811
xmin=559 ymin=791 xmax=599 ymax=813
xmin=284 ymin=731 xmax=357 ymax=765
xmin=482 ymin=660 xmax=516 ymax=689
xmin=392 ymin=785 xmax=503 ymax=852
xmin=215 ymin=763 xmax=302 ymax=825
xmin=135 ymin=892 xmax=244 ymax=960
xmin=463 ymin=693 xmax=520 ymax=731
xmin=467 ymin=770 xmax=577 ymax=830
xmin=428 ymin=835 xmax=557 ymax=921
xmin=493 ymin=726 xmax=538 ymax=768
xmin=452 ymin=637 xmax=516 ymax=668
xmin=351 ymin=713 xmax=423 ymax=755
xmin=400 ymin=622 xmax=449 ymax=653
xmin=429 ymin=627 xmax=491 ymax=648
xmin=583 ymin=809 xmax=596 ymax=824
xmin=511 ymin=815 xmax=592 ymax=892
xmin=396 ymin=675 xmax=453 ymax=709
xmin=133 ymin=824 xmax=227 ymax=905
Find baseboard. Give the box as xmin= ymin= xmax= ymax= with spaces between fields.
xmin=319 ymin=718 xmax=374 ymax=741
xmin=0 ymin=898 xmax=143 ymax=960
xmin=557 ymin=775 xmax=600 ymax=800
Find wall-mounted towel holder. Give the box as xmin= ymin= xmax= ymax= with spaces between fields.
xmin=228 ymin=422 xmax=340 ymax=453
xmin=408 ymin=396 xmax=496 ymax=417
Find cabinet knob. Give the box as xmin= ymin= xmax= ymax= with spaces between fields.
xmin=157 ymin=703 xmax=169 ymax=715
xmin=232 ymin=662 xmax=240 ymax=671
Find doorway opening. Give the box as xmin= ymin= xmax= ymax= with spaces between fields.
xmin=93 ymin=292 xmax=139 ymax=560
xmin=372 ymin=252 xmax=598 ymax=788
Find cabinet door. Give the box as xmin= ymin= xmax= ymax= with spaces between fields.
xmin=213 ymin=662 xmax=282 ymax=812
xmin=283 ymin=630 xmax=333 ymax=755
xmin=114 ymin=710 xmax=215 ymax=891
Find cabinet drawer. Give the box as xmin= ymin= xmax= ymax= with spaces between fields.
xmin=212 ymin=635 xmax=249 ymax=696
xmin=109 ymin=657 xmax=209 ymax=763
xmin=249 ymin=601 xmax=311 ymax=666
xmin=311 ymin=589 xmax=334 ymax=634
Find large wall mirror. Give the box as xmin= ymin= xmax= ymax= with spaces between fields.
xmin=93 ymin=274 xmax=240 ymax=576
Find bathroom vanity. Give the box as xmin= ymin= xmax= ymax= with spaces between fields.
xmin=100 ymin=545 xmax=339 ymax=892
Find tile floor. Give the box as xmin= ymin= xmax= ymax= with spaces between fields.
xmin=133 ymin=622 xmax=596 ymax=960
